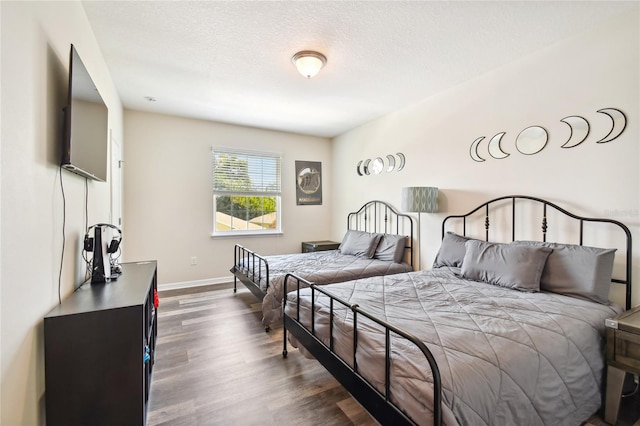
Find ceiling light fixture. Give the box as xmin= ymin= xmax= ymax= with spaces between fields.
xmin=291 ymin=50 xmax=327 ymax=79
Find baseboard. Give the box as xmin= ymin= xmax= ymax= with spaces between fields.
xmin=158 ymin=275 xmax=234 ymax=291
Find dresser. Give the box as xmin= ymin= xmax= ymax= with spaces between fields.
xmin=44 ymin=261 xmax=158 ymax=425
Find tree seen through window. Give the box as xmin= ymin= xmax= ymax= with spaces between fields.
xmin=212 ymin=150 xmax=280 ymax=233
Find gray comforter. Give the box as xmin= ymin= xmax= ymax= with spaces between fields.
xmin=238 ymin=250 xmax=412 ymax=327
xmin=284 ymin=267 xmax=622 ymax=426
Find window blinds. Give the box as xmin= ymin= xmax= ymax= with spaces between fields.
xmin=212 ymin=148 xmax=281 ymax=196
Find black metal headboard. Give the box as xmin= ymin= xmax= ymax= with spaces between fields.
xmin=442 ymin=195 xmax=632 ymax=310
xmin=347 ymin=200 xmax=414 ymax=267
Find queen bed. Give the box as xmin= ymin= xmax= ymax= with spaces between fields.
xmin=230 ymin=200 xmax=414 ymax=330
xmin=282 ymin=195 xmax=632 ymax=426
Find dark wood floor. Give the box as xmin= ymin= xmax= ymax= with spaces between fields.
xmin=148 ymin=283 xmax=640 ymax=426
xmin=147 ymin=283 xmax=377 ymax=425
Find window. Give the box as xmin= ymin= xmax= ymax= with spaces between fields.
xmin=212 ymin=148 xmax=281 ymax=235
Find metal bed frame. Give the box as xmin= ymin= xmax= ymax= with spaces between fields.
xmin=442 ymin=195 xmax=632 ymax=310
xmin=282 ymin=195 xmax=632 ymax=426
xmin=230 ymin=199 xmax=414 ymax=301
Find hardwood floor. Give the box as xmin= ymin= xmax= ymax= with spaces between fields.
xmin=148 ymin=283 xmax=640 ymax=426
xmin=147 ymin=283 xmax=377 ymax=426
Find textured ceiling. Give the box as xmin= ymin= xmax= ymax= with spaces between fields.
xmin=82 ymin=1 xmax=636 ymax=138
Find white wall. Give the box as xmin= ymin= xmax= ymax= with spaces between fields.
xmin=0 ymin=1 xmax=122 ymax=424
xmin=332 ymin=11 xmax=640 ymax=307
xmin=123 ymin=110 xmax=332 ymax=286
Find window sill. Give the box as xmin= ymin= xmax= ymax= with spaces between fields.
xmin=211 ymin=230 xmax=283 ymax=238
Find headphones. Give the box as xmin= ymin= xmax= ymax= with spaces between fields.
xmin=84 ymin=223 xmax=122 ymax=254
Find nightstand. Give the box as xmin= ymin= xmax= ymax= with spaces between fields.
xmin=301 ymin=240 xmax=340 ymax=253
xmin=604 ymin=305 xmax=640 ymax=425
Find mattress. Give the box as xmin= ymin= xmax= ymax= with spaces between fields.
xmin=284 ymin=267 xmax=622 ymax=426
xmin=238 ymin=250 xmax=412 ymax=327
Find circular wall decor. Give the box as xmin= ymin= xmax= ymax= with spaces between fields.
xmin=370 ymin=157 xmax=384 ymax=174
xmin=516 ymin=126 xmax=548 ymax=155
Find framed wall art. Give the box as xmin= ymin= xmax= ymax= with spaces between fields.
xmin=295 ymin=160 xmax=322 ymax=205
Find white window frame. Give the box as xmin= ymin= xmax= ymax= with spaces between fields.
xmin=212 ymin=147 xmax=282 ymax=237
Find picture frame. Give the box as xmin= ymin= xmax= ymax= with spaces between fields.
xmin=295 ymin=160 xmax=322 ymax=205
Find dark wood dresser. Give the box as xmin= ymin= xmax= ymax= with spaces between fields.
xmin=44 ymin=261 xmax=158 ymax=426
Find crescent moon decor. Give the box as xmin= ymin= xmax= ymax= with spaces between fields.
xmin=516 ymin=126 xmax=548 ymax=155
xmin=469 ymin=137 xmax=486 ymax=162
xmin=357 ymin=153 xmax=406 ymax=175
xmin=396 ymin=153 xmax=406 ymax=171
xmin=386 ymin=154 xmax=396 ymax=172
xmin=560 ymin=116 xmax=590 ymax=148
xmin=363 ymin=159 xmax=371 ymax=175
xmin=466 ymin=106 xmax=625 ymax=163
xmin=488 ymin=132 xmax=509 ymax=159
xmin=596 ymin=108 xmax=627 ymax=143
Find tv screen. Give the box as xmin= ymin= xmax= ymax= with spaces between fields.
xmin=62 ymin=44 xmax=108 ymax=182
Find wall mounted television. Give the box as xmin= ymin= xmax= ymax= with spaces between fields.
xmin=62 ymin=44 xmax=108 ymax=182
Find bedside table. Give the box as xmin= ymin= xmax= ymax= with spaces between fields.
xmin=301 ymin=240 xmax=340 ymax=253
xmin=604 ymin=305 xmax=640 ymax=425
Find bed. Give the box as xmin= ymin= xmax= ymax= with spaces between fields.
xmin=282 ymin=195 xmax=633 ymax=426
xmin=230 ymin=200 xmax=414 ymax=330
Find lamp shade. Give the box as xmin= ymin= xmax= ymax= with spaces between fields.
xmin=292 ymin=51 xmax=327 ymax=78
xmin=401 ymin=187 xmax=438 ymax=213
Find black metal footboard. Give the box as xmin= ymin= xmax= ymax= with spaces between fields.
xmin=282 ymin=273 xmax=442 ymax=426
xmin=230 ymin=244 xmax=270 ymax=301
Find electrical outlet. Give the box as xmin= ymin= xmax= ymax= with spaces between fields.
xmin=190 ymin=256 xmax=197 ymax=265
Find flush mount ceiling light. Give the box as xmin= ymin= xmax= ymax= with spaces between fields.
xmin=291 ymin=50 xmax=327 ymax=78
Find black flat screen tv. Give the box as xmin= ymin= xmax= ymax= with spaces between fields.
xmin=62 ymin=44 xmax=108 ymax=182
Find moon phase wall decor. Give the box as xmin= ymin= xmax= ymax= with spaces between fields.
xmin=596 ymin=108 xmax=627 ymax=143
xmin=516 ymin=126 xmax=548 ymax=155
xmin=386 ymin=154 xmax=396 ymax=172
xmin=356 ymin=153 xmax=406 ymax=176
xmin=469 ymin=107 xmax=627 ymax=162
xmin=488 ymin=132 xmax=509 ymax=159
xmin=370 ymin=157 xmax=384 ymax=174
xmin=560 ymin=116 xmax=590 ymax=148
xmin=470 ymin=137 xmax=486 ymax=162
xmin=363 ymin=159 xmax=371 ymax=175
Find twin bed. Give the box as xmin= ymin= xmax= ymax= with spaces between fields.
xmin=281 ymin=195 xmax=632 ymax=426
xmin=230 ymin=200 xmax=414 ymax=330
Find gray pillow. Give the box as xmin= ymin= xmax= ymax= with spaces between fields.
xmin=512 ymin=241 xmax=616 ymax=304
xmin=461 ymin=240 xmax=552 ymax=292
xmin=374 ymin=234 xmax=407 ymax=263
xmin=338 ymin=230 xmax=381 ymax=258
xmin=433 ymin=232 xmax=475 ymax=268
